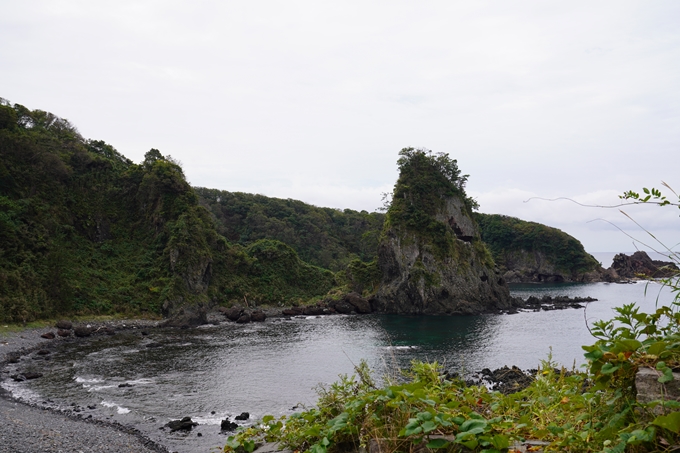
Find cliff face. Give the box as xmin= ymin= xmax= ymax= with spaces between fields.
xmin=374 ymin=149 xmax=512 ymax=314
xmin=497 ymin=250 xmax=616 ymax=283
xmin=474 ymin=213 xmax=610 ymax=283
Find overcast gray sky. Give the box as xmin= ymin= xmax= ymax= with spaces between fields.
xmin=2 ymin=1 xmax=679 ymax=253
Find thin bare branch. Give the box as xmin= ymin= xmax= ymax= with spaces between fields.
xmin=524 ymin=193 xmax=679 ymax=209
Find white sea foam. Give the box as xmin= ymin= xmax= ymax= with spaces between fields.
xmin=101 ymin=401 xmax=131 ymax=414
xmin=88 ymin=385 xmax=116 ymax=392
xmin=192 ymin=416 xmax=222 ymax=425
xmin=126 ymin=378 xmax=153 ymax=385
xmin=1 ymin=380 xmax=42 ymax=402
xmin=75 ymin=376 xmax=104 ymax=384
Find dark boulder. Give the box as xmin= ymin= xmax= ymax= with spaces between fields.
xmin=73 ymin=326 xmax=92 ymax=338
xmin=221 ymin=419 xmax=238 ymax=431
xmin=57 ymin=329 xmax=71 ymax=337
xmin=99 ymin=326 xmax=116 ymax=336
xmin=333 ymin=301 xmax=354 ymax=314
xmin=36 ymin=350 xmax=51 ymax=356
xmin=225 ymin=306 xmax=244 ymax=321
xmin=344 ymin=292 xmax=372 ymax=314
xmin=303 ymin=306 xmax=324 ymax=316
xmin=11 ymin=371 xmax=43 ymax=381
xmin=166 ymin=416 xmax=198 ymax=432
xmin=282 ymin=307 xmax=303 ymax=316
xmin=7 ymin=353 xmax=20 ymax=364
xmin=234 ymin=412 xmax=250 ymax=421
xmin=251 ymin=310 xmax=266 ymax=322
xmin=474 ymin=366 xmax=534 ymax=394
xmin=118 ymin=383 xmax=133 ymax=388
xmin=55 ymin=320 xmax=73 ymax=330
xmin=161 ymin=305 xmax=209 ymax=328
xmin=236 ymin=313 xmax=251 ymax=324
xmin=40 ymin=332 xmax=55 ymax=339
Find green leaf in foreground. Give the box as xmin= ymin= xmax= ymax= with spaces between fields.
xmin=653 ymin=412 xmax=680 ymax=434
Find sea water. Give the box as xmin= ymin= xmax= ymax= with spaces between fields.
xmin=2 ymin=281 xmax=675 ymax=453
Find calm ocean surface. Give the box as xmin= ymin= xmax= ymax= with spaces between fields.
xmin=3 ymin=281 xmax=675 ymax=453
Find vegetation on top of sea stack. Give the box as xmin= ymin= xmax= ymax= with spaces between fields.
xmin=384 ymin=148 xmax=478 ymax=257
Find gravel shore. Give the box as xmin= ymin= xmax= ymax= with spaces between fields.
xmin=0 ymin=321 xmax=170 ymax=453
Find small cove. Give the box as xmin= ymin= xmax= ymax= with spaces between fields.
xmin=2 ymin=281 xmax=675 ymax=453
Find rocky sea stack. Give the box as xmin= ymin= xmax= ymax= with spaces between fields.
xmin=374 ymin=148 xmax=512 ymax=314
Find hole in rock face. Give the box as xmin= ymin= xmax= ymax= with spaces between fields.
xmin=448 ymin=217 xmax=473 ymax=242
xmin=481 ymin=274 xmax=488 ymax=282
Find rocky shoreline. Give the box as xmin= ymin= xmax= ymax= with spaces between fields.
xmin=206 ymin=292 xmax=598 ymax=327
xmin=0 ymin=296 xmax=599 ymax=452
xmin=0 ymin=319 xmax=169 ymax=453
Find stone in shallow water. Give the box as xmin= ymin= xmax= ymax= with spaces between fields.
xmin=166 ymin=416 xmax=198 ymax=432
xmin=220 ymin=419 xmax=238 ymax=431
xmin=235 ymin=412 xmax=249 ymax=421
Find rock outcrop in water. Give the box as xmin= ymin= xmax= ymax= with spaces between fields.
xmin=611 ymin=251 xmax=679 ymax=279
xmin=373 ymin=148 xmax=512 ymax=315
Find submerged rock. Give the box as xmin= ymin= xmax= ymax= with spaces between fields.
xmin=40 ymin=332 xmax=55 ymax=339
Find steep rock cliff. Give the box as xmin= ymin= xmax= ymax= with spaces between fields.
xmin=474 ymin=213 xmax=611 ymax=283
xmin=374 ymin=149 xmax=512 ymax=314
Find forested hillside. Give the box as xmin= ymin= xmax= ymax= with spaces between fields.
xmin=0 ymin=101 xmax=334 ymax=323
xmin=474 ymin=213 xmax=600 ymax=279
xmin=0 ymin=99 xmax=604 ymax=323
xmin=195 ymin=188 xmax=384 ymax=271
